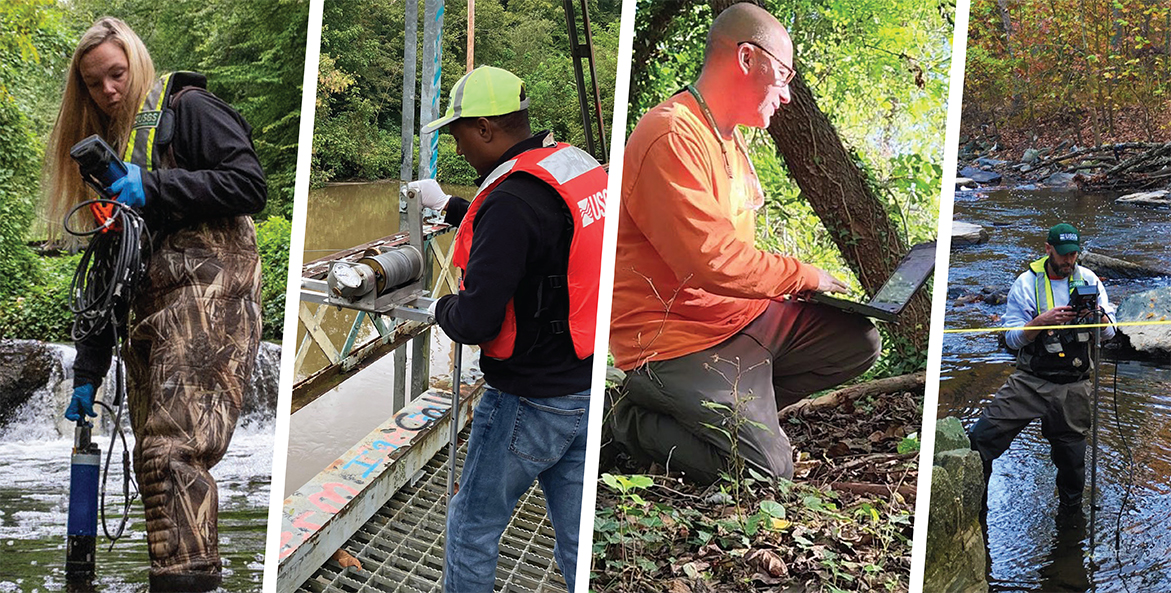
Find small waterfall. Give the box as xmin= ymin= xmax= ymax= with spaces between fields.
xmin=0 ymin=339 xmax=280 ymax=441
xmin=0 ymin=339 xmax=277 ymax=591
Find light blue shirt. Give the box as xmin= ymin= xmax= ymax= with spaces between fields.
xmin=1004 ymin=264 xmax=1116 ymax=350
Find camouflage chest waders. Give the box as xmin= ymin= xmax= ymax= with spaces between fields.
xmin=122 ymin=73 xmax=262 ymax=591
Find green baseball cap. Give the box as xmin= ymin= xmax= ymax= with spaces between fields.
xmin=421 ymin=66 xmax=529 ymax=134
xmin=1046 ymin=223 xmax=1080 ymax=255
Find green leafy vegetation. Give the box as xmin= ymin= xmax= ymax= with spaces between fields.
xmin=0 ymin=1 xmax=70 ymax=311
xmin=2 ymin=0 xmax=303 ymax=342
xmin=0 ymin=253 xmax=78 ymax=342
xmin=312 ymin=0 xmax=620 ymax=185
xmin=256 ymin=215 xmax=291 ymax=341
xmin=594 ymin=474 xmax=913 ymax=592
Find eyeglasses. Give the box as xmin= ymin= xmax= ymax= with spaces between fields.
xmin=738 ymin=41 xmax=795 ymax=88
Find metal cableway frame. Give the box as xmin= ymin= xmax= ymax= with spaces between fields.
xmin=281 ymin=0 xmax=599 ymax=587
xmin=291 ymin=219 xmax=457 ymax=413
xmin=282 ymin=212 xmax=569 ymax=592
xmin=563 ymin=0 xmax=608 ymax=164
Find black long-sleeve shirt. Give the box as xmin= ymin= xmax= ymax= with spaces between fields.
xmin=73 ymin=84 xmax=266 ymax=389
xmin=435 ymin=133 xmax=593 ymax=398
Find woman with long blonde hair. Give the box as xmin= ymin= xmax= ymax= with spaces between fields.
xmin=48 ymin=17 xmax=266 ymax=592
xmin=43 ymin=17 xmax=154 ymax=234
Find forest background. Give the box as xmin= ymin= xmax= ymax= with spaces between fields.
xmin=1 ymin=0 xmax=307 ymax=341
xmin=311 ymin=0 xmax=620 ymax=187
xmin=963 ymin=0 xmax=1171 ymax=154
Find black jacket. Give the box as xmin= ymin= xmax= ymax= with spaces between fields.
xmin=435 ymin=132 xmax=593 ymax=398
xmin=73 ymin=84 xmax=266 ymax=389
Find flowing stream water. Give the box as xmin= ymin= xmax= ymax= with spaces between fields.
xmin=285 ymin=181 xmax=473 ymax=496
xmin=0 ymin=345 xmax=273 ymax=592
xmin=940 ymin=186 xmax=1171 ymax=592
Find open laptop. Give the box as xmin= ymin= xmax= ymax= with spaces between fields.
xmin=809 ymin=241 xmax=936 ymax=322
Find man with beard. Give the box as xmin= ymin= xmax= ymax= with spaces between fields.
xmin=970 ymin=223 xmax=1116 ymax=515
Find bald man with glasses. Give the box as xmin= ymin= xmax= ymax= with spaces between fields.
xmin=607 ymin=3 xmax=881 ymax=484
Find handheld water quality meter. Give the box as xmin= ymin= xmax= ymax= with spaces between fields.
xmin=70 ymin=135 xmax=127 ymax=199
xmin=70 ymin=135 xmax=130 ymax=232
xmin=1070 ymin=284 xmax=1100 ymax=317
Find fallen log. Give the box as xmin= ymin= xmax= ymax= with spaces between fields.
xmin=779 ymin=371 xmax=926 ymax=418
xmin=1081 ymin=251 xmax=1171 ymax=279
xmin=1105 ymin=142 xmax=1171 ymax=176
xmin=1033 ymin=142 xmax=1166 ymax=170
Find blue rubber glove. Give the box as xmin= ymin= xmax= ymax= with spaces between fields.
xmin=65 ymin=384 xmax=97 ymax=422
xmin=108 ymin=162 xmax=145 ymax=208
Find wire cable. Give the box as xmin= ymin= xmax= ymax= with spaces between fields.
xmin=65 ymin=199 xmax=150 ymax=341
xmin=65 ymin=199 xmax=148 ymax=548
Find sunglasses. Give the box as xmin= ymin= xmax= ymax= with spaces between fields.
xmin=738 ymin=41 xmax=796 ymax=87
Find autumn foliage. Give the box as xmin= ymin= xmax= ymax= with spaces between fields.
xmin=964 ymin=0 xmax=1171 ymax=151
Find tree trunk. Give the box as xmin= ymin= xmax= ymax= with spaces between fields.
xmin=766 ymin=73 xmax=931 ymax=352
xmin=708 ymin=0 xmax=930 ymax=353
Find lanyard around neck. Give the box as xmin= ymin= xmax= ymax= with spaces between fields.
xmin=687 ymin=84 xmax=737 ymax=179
xmin=686 ymin=84 xmax=765 ymax=209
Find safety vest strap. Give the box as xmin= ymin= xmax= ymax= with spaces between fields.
xmin=1029 ymin=257 xmax=1054 ymax=312
xmin=124 ymin=72 xmax=205 ymax=171
xmin=124 ymin=74 xmax=175 ymax=170
xmin=1028 ymin=257 xmax=1084 ymax=313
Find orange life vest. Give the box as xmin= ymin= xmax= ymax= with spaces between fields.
xmin=451 ymin=142 xmax=607 ymax=360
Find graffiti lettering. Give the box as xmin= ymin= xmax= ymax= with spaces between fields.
xmin=279 ymin=531 xmax=295 ymax=559
xmin=291 ymin=511 xmax=322 ymax=532
xmin=371 ymin=439 xmax=397 ymax=451
xmin=342 ymin=449 xmax=382 ymax=479
xmin=308 ymin=482 xmax=359 ymax=514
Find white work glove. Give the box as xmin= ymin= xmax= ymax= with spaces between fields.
xmin=407 ymin=178 xmax=450 ymax=210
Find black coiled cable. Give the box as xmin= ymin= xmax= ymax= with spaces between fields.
xmin=64 ymin=198 xmax=150 ymax=547
xmin=64 ymin=199 xmax=150 ymax=341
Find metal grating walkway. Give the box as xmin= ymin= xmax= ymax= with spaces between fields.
xmin=296 ymin=429 xmax=569 ymax=593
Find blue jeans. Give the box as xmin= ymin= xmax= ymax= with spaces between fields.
xmin=445 ymin=387 xmax=590 ymax=592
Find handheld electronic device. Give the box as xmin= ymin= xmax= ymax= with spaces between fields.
xmin=1070 ymin=283 xmax=1100 ymax=317
xmin=70 ymin=135 xmax=127 ymax=199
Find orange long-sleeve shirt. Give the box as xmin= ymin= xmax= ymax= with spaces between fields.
xmin=609 ymin=92 xmax=820 ymax=370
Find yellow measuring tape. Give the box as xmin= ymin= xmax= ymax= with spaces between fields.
xmin=944 ymin=319 xmax=1171 ymax=334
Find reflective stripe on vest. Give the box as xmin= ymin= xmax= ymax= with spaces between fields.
xmin=1028 ymin=256 xmax=1084 ymax=313
xmin=451 ymin=142 xmax=607 ymax=360
xmin=124 ymin=74 xmax=176 ymax=171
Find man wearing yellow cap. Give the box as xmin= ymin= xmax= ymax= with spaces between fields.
xmin=416 ymin=65 xmax=606 ymax=592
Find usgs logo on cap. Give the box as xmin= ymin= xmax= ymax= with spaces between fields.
xmin=1059 ymin=233 xmax=1078 ymax=241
